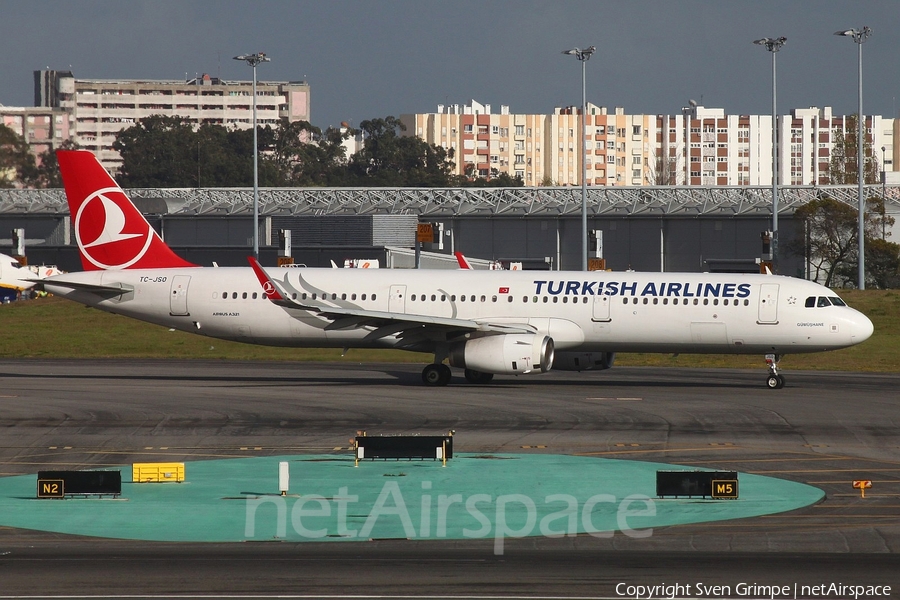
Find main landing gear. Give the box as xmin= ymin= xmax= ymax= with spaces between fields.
xmin=422 ymin=363 xmax=452 ymax=386
xmin=421 ymin=364 xmax=495 ymax=386
xmin=765 ymin=353 xmax=785 ymax=389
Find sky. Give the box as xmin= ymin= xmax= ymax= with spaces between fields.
xmin=1 ymin=0 xmax=899 ymax=130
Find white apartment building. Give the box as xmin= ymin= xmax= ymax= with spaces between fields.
xmin=35 ymin=70 xmax=311 ymax=172
xmin=403 ymin=101 xmax=896 ymax=187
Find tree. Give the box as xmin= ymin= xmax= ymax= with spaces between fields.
xmin=646 ymin=147 xmax=681 ymax=186
xmin=195 ymin=123 xmax=255 ymax=187
xmin=864 ymin=238 xmax=900 ymax=289
xmin=348 ymin=117 xmax=456 ymax=186
xmin=788 ymin=194 xmax=900 ymax=288
xmin=828 ymin=114 xmax=880 ymax=185
xmin=0 ymin=124 xmax=37 ymax=188
xmin=787 ymin=197 xmax=859 ymax=287
xmin=114 ymin=116 xmax=201 ymax=187
xmin=261 ymin=119 xmax=350 ymax=186
xmin=28 ymin=139 xmax=80 ymax=188
xmin=453 ymin=165 xmax=524 ymax=187
xmin=866 ymin=194 xmax=895 ymax=242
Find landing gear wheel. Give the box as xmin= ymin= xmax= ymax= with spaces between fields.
xmin=764 ymin=353 xmax=785 ymax=389
xmin=422 ymin=363 xmax=452 ymax=386
xmin=765 ymin=374 xmax=786 ymax=389
xmin=464 ymin=369 xmax=494 ymax=384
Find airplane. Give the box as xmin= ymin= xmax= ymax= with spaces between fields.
xmin=0 ymin=252 xmax=62 ymax=301
xmin=43 ymin=149 xmax=874 ymax=389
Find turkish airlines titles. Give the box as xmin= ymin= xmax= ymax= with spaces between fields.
xmin=532 ymin=280 xmax=753 ymax=299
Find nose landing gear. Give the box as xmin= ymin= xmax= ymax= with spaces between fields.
xmin=765 ymin=354 xmax=785 ymax=389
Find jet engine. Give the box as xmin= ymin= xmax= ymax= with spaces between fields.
xmin=449 ymin=334 xmax=554 ymax=375
xmin=552 ymin=351 xmax=616 ymax=372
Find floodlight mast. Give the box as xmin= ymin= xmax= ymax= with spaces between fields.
xmin=233 ymin=52 xmax=271 ymax=259
xmin=753 ymin=36 xmax=786 ymax=271
xmin=562 ymin=46 xmax=596 ymax=271
xmin=834 ymin=27 xmax=872 ymax=289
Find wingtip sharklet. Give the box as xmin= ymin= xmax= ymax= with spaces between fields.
xmin=247 ymin=256 xmax=285 ymax=301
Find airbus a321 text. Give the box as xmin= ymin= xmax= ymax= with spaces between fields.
xmin=44 ymin=150 xmax=874 ymax=389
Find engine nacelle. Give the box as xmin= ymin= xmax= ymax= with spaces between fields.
xmin=449 ymin=334 xmax=554 ymax=375
xmin=552 ymin=351 xmax=616 ymax=372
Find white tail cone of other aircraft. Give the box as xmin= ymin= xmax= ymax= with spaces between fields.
xmin=0 ymin=253 xmax=63 ymax=298
xmin=43 ymin=149 xmax=874 ymax=389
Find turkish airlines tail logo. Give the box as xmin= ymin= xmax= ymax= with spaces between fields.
xmin=57 ymin=150 xmax=197 ymax=271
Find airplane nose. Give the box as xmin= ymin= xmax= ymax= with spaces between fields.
xmin=852 ymin=311 xmax=874 ymax=343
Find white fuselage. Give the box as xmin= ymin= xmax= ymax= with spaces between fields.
xmin=44 ymin=267 xmax=874 ymax=356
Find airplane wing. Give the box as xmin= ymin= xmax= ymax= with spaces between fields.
xmin=248 ymin=257 xmax=534 ymax=347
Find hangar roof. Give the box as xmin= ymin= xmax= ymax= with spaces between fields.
xmin=1 ymin=185 xmax=898 ymax=218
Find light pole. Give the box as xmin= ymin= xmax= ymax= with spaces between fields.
xmin=834 ymin=27 xmax=872 ymax=289
xmin=233 ymin=52 xmax=271 ymax=259
xmin=682 ymin=99 xmax=697 ymax=186
xmin=562 ymin=45 xmax=595 ymax=271
xmin=682 ymin=105 xmax=691 ymax=185
xmin=753 ymin=36 xmax=786 ymax=271
xmin=882 ymin=145 xmax=887 ymax=240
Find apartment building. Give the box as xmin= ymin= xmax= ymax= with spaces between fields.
xmin=400 ymin=100 xmax=545 ymax=185
xmin=34 ymin=69 xmax=310 ymax=172
xmin=0 ymin=105 xmax=73 ymax=158
xmin=403 ymin=101 xmax=895 ymax=187
xmin=401 ymin=101 xmax=657 ymax=186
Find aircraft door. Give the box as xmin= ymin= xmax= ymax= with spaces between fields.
xmin=592 ymin=294 xmax=611 ymax=322
xmin=169 ymin=275 xmax=191 ymax=316
xmin=388 ymin=285 xmax=407 ymax=313
xmin=758 ymin=283 xmax=779 ymax=323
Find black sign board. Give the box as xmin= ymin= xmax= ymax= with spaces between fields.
xmin=356 ymin=435 xmax=453 ymax=461
xmin=37 ymin=470 xmax=122 ymax=498
xmin=656 ymin=470 xmax=738 ymax=499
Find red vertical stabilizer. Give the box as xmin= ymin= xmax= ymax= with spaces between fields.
xmin=56 ymin=150 xmax=197 ymax=271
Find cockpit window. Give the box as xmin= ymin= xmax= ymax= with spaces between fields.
xmin=805 ymin=296 xmax=816 ymax=308
xmin=817 ymin=297 xmax=832 ymax=308
xmin=829 ymin=296 xmax=847 ymax=307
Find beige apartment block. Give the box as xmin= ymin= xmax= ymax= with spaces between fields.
xmin=401 ymin=101 xmax=658 ymax=187
xmin=35 ymin=70 xmax=310 ymax=172
xmin=401 ymin=100 xmax=546 ymax=185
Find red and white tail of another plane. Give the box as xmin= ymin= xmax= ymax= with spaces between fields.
xmin=43 ymin=149 xmax=874 ymax=389
xmin=455 ymin=252 xmax=473 ymax=269
xmin=1 ymin=253 xmax=51 ymax=294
